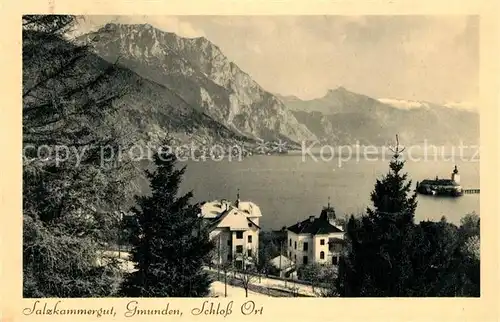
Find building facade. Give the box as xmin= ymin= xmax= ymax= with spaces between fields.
xmin=286 ymin=206 xmax=345 ymax=268
xmin=198 ymin=196 xmax=261 ymax=270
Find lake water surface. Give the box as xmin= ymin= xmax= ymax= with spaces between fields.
xmin=179 ymin=154 xmax=480 ymax=230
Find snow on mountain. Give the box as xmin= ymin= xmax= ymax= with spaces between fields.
xmin=379 ymin=98 xmax=477 ymax=112
xmin=443 ymin=101 xmax=478 ymax=111
xmin=377 ymin=98 xmax=431 ymax=110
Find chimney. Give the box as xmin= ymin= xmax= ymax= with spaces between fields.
xmin=235 ymin=189 xmax=240 ymax=208
xmin=220 ymin=200 xmax=229 ymax=211
xmin=309 ymin=216 xmax=315 ymax=222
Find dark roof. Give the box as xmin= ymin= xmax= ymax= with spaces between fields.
xmin=420 ymin=179 xmax=458 ymax=186
xmin=247 ymin=218 xmax=261 ymax=229
xmin=203 ymin=209 xmax=261 ymax=230
xmin=287 ymin=216 xmax=343 ymax=235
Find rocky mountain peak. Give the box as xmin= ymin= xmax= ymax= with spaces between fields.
xmin=82 ymin=23 xmax=317 ymax=143
xmin=324 ymin=86 xmax=351 ymax=98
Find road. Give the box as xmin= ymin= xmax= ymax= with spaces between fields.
xmin=210 ymin=281 xmax=268 ymax=298
xmin=101 ymin=251 xmax=330 ymax=297
xmin=205 ymin=267 xmax=328 ymax=297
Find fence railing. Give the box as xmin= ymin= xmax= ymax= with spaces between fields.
xmin=206 ymin=266 xmax=332 ymax=291
xmin=206 ymin=270 xmax=313 ymax=297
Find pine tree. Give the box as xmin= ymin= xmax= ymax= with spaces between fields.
xmin=337 ymin=135 xmax=418 ymax=296
xmin=120 ymin=146 xmax=215 ymax=297
xmin=365 ymin=135 xmax=417 ymax=296
xmin=367 ymin=136 xmax=417 ymax=223
xmin=22 ymin=15 xmax=136 ymax=297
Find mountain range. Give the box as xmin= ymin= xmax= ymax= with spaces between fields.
xmin=277 ymin=88 xmax=479 ymax=145
xmin=76 ymin=23 xmax=479 ymax=148
xmin=79 ymin=23 xmax=315 ymax=146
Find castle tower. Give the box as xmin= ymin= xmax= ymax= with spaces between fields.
xmin=320 ymin=197 xmax=337 ymax=225
xmin=451 ymin=165 xmax=460 ymax=184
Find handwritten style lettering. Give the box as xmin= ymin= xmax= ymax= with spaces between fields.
xmin=23 ymin=301 xmax=116 ymax=317
xmin=191 ymin=301 xmax=233 ymax=317
xmin=124 ymin=301 xmax=183 ymax=317
xmin=240 ymin=300 xmax=264 ymax=315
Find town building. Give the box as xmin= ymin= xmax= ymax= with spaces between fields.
xmin=198 ymin=193 xmax=261 ymax=270
xmin=286 ymin=205 xmax=345 ymax=268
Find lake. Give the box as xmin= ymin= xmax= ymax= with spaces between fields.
xmin=178 ymin=153 xmax=480 ymax=230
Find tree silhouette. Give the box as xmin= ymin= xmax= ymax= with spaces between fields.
xmin=337 ymin=135 xmax=418 ymax=296
xmin=120 ymin=145 xmax=214 ymax=297
xmin=234 ymin=247 xmax=259 ymax=297
xmin=22 ymin=15 xmax=136 ymax=297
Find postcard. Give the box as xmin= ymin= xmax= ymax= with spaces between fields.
xmin=1 ymin=0 xmax=499 ymax=321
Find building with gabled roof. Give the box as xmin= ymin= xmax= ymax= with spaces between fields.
xmin=198 ymin=193 xmax=261 ymax=270
xmin=286 ymin=204 xmax=345 ymax=268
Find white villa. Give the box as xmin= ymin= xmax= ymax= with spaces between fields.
xmin=286 ymin=206 xmax=345 ymax=268
xmin=198 ymin=194 xmax=261 ymax=270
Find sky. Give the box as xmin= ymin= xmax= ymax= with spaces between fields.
xmin=75 ymin=15 xmax=479 ymax=106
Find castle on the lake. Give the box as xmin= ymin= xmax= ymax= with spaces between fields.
xmin=416 ymin=165 xmax=463 ymax=197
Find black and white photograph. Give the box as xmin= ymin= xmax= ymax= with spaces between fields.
xmin=22 ymin=14 xmax=481 ymax=300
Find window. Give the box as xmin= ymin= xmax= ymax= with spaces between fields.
xmin=248 ymin=223 xmax=253 ymax=228
xmin=247 ymin=249 xmax=252 ymax=257
xmin=227 ymin=239 xmax=231 ymax=246
xmin=236 ymin=245 xmax=243 ymax=253
xmin=303 ymin=256 xmax=308 ymax=265
xmin=227 ymin=254 xmax=232 ymax=261
xmin=289 ymin=251 xmax=292 ymax=257
xmin=294 ymin=254 xmax=296 ymax=261
xmin=235 ymin=260 xmax=243 ymax=270
xmin=236 ymin=231 xmax=243 ymax=239
xmin=289 ymin=239 xmax=292 ymax=246
xmin=303 ymin=242 xmax=308 ymax=251
xmin=320 ymin=251 xmax=325 ymax=260
xmin=320 ymin=239 xmax=325 ymax=245
xmin=294 ymin=241 xmax=297 ymax=249
xmin=248 ymin=235 xmax=252 ymax=243
xmin=332 ymin=256 xmax=338 ymax=265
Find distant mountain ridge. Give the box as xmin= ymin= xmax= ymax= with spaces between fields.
xmin=79 ymin=23 xmax=317 ymax=144
xmin=278 ymin=87 xmax=479 ymax=146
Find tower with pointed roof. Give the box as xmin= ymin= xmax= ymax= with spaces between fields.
xmin=320 ymin=196 xmax=336 ymax=224
xmin=451 ymin=165 xmax=460 ymax=184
